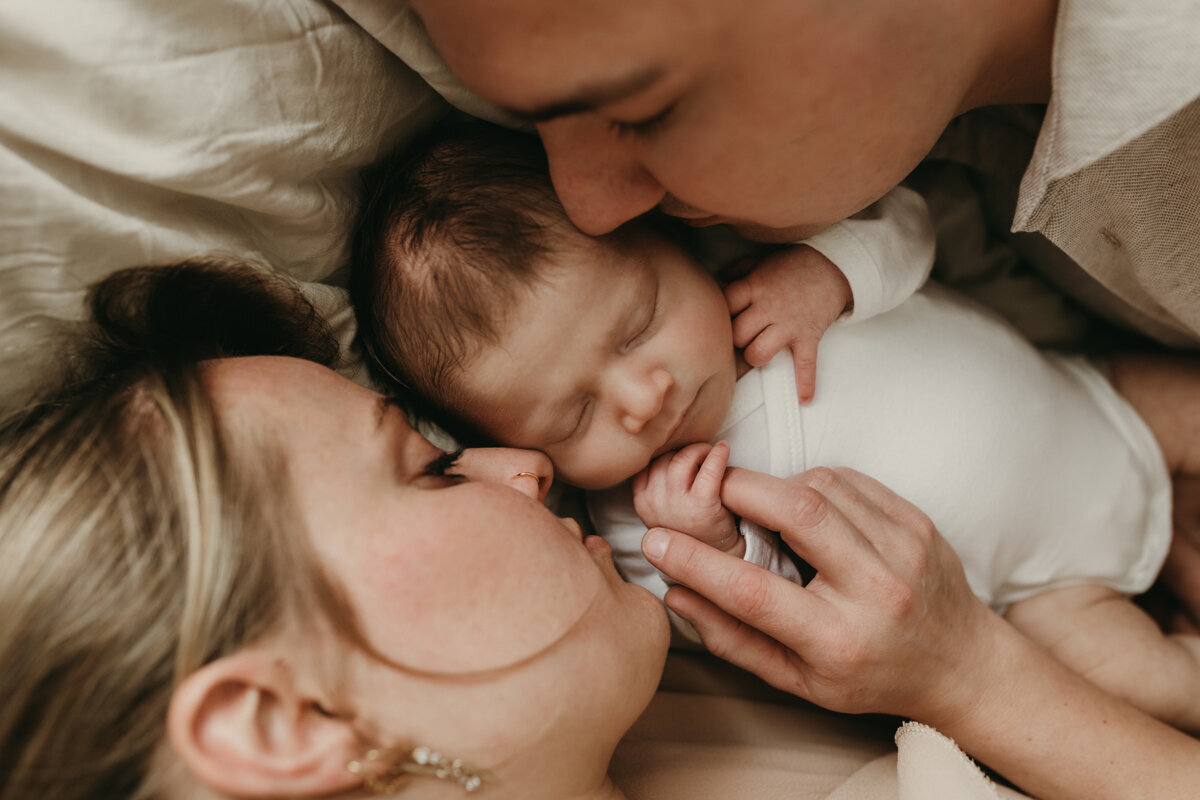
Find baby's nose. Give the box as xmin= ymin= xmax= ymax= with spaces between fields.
xmin=618 ymin=368 xmax=674 ymax=435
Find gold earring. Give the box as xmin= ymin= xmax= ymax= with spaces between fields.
xmin=348 ymin=745 xmax=496 ymax=794
xmin=511 ymin=471 xmax=541 ymax=482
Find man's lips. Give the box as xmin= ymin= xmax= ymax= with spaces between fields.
xmin=675 ymin=214 xmax=724 ymax=227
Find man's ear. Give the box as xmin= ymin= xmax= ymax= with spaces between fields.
xmin=167 ymin=648 xmax=361 ymax=798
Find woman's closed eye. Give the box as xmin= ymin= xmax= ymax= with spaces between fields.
xmin=423 ymin=447 xmax=466 ymax=486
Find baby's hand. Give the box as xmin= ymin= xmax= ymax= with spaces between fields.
xmin=632 ymin=442 xmax=743 ymax=557
xmin=724 ymin=244 xmax=852 ymax=404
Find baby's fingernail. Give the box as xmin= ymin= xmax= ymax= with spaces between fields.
xmin=643 ymin=529 xmax=669 ymax=561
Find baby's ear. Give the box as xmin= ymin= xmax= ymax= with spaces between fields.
xmin=167 ymin=647 xmax=360 ymax=798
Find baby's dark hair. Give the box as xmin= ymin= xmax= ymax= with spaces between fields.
xmin=350 ymin=115 xmax=583 ymax=428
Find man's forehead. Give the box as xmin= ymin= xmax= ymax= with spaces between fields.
xmin=517 ymin=67 xmax=665 ymax=123
xmin=411 ymin=0 xmax=703 ymax=112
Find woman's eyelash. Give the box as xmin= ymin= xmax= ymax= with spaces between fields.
xmin=424 ymin=447 xmax=465 ymax=478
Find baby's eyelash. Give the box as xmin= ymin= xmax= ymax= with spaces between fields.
xmin=424 ymin=447 xmax=465 ymax=478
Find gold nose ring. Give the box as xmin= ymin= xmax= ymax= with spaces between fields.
xmin=512 ymin=471 xmax=541 ymax=482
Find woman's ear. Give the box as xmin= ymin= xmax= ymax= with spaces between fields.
xmin=167 ymin=647 xmax=361 ymax=798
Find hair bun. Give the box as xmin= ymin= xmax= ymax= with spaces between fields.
xmin=86 ymin=257 xmax=339 ymax=372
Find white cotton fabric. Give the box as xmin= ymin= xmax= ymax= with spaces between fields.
xmin=0 ymin=0 xmax=447 ymax=410
xmin=593 ymin=284 xmax=1171 ymax=613
xmin=805 ymin=186 xmax=934 ymax=323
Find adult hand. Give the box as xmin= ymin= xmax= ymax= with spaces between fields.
xmin=641 ymin=466 xmax=1003 ymax=724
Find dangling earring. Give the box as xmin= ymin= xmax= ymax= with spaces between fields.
xmin=348 ymin=745 xmax=496 ymax=793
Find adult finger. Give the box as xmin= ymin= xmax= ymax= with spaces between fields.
xmin=643 ymin=526 xmax=823 ymax=641
xmin=719 ymin=467 xmax=884 ymax=581
xmin=665 ymin=585 xmax=811 ymax=698
xmin=817 ymin=467 xmax=941 ymax=559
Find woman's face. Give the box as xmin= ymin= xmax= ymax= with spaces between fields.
xmin=204 ymin=356 xmax=669 ymax=789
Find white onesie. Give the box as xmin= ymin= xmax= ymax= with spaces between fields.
xmin=589 ymin=284 xmax=1172 ymax=634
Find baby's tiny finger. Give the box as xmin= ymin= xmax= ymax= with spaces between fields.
xmin=632 ymin=466 xmax=651 ymax=495
xmin=730 ymin=307 xmax=769 ymax=349
xmin=692 ymin=441 xmax=730 ymax=497
xmin=668 ymin=443 xmax=711 ymax=488
xmin=743 ymin=324 xmax=789 ymax=367
xmin=724 ymin=280 xmax=752 ymax=314
xmin=790 ymin=340 xmax=819 ymax=404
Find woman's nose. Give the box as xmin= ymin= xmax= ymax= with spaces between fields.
xmin=537 ymin=117 xmax=666 ymax=236
xmin=616 ymin=367 xmax=674 ymax=435
xmin=456 ymin=447 xmax=555 ymax=504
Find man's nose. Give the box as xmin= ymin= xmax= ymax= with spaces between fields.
xmin=615 ymin=366 xmax=674 ymax=435
xmin=456 ymin=447 xmax=555 ymax=504
xmin=538 ymin=116 xmax=666 ymax=235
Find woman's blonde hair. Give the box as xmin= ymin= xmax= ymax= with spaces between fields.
xmin=0 ymin=260 xmax=357 ymax=800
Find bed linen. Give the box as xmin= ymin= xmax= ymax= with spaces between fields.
xmin=0 ymin=2 xmax=1030 ymax=796
xmin=0 ymin=0 xmax=444 ymax=408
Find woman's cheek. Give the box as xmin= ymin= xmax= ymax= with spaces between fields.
xmin=348 ymin=490 xmax=604 ymax=675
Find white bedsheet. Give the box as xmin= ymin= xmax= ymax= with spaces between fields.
xmin=0 ymin=0 xmax=445 ymax=408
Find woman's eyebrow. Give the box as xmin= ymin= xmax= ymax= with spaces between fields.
xmin=514 ymin=66 xmax=664 ymax=122
xmin=374 ymin=394 xmax=392 ymax=430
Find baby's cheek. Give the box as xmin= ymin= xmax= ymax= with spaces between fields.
xmin=554 ymin=440 xmax=651 ymax=491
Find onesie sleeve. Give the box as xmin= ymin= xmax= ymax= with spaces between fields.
xmin=740 ymin=518 xmax=805 ymax=584
xmin=803 ymin=185 xmax=934 ymax=322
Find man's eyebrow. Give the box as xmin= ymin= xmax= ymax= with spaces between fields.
xmin=513 ymin=67 xmax=664 ymax=122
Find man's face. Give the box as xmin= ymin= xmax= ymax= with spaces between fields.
xmin=413 ymin=0 xmax=966 ymax=242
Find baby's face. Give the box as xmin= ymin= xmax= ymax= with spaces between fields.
xmin=461 ymin=229 xmax=737 ymax=489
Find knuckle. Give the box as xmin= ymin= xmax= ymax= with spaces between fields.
xmin=878 ymin=578 xmax=918 ymax=620
xmin=746 ymin=340 xmax=777 ymax=363
xmin=894 ymin=503 xmax=938 ymax=546
xmin=804 ymin=466 xmax=841 ymax=495
xmin=781 ymin=484 xmax=831 ymax=529
xmin=792 ymin=356 xmax=818 ymax=376
xmin=724 ymin=569 xmax=777 ymax=621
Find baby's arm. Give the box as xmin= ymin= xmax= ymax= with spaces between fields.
xmin=724 ymin=185 xmax=934 ymax=402
xmin=633 ymin=442 xmax=744 ymax=557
